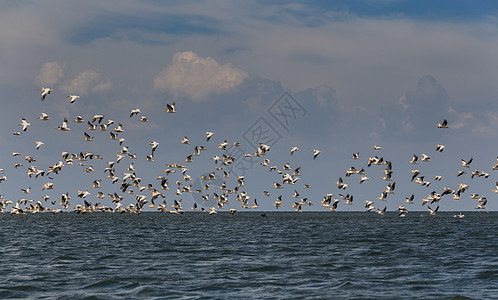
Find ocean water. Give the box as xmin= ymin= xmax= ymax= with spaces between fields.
xmin=0 ymin=212 xmax=496 ymax=299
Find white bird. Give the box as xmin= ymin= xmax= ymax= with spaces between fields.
xmin=164 ymin=102 xmax=176 ymax=113
xmin=290 ymin=147 xmax=299 ymax=155
xmin=436 ymin=119 xmax=448 ymax=128
xmin=83 ymin=132 xmax=94 ymax=141
xmin=420 ymin=154 xmax=431 ymax=162
xmin=312 ymin=149 xmax=321 ymax=159
xmin=138 ymin=116 xmax=148 ymax=122
xmin=67 ymin=95 xmax=80 ymax=103
xmin=461 ymin=157 xmax=473 ymax=168
xmin=34 ymin=141 xmax=44 ymax=150
xmin=18 ymin=118 xmax=30 ymax=131
xmin=427 ymin=205 xmax=439 ymax=216
xmin=205 ymin=131 xmax=214 ymax=142
xmin=130 ymin=108 xmax=141 ymax=117
xmin=73 ymin=116 xmax=85 ymax=123
xmin=149 ymin=141 xmax=159 ymax=152
xmin=77 ymin=190 xmax=91 ymax=198
xmin=38 ymin=87 xmax=53 ymax=100
xmin=91 ymin=180 xmax=102 ymax=188
xmin=491 ymin=182 xmax=498 ymax=194
xmin=180 ymin=137 xmax=190 ymax=144
xmin=114 ymin=123 xmax=125 ymax=133
xmin=37 ymin=113 xmax=50 ymax=121
xmin=373 ymin=145 xmax=383 ymax=150
xmin=42 ymin=182 xmax=54 ymax=190
xmin=92 ymin=115 xmax=104 ymax=124
xmin=435 ymin=144 xmax=446 ymax=152
xmin=55 ymin=118 xmax=70 ymax=131
xmin=336 ymin=177 xmax=348 ymax=190
xmin=359 ymin=176 xmax=369 ymax=184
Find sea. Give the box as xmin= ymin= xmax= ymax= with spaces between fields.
xmin=0 ymin=211 xmax=496 ymax=299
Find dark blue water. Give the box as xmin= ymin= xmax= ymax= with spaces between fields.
xmin=0 ymin=212 xmax=496 ymax=299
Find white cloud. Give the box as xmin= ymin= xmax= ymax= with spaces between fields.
xmin=153 ymin=51 xmax=248 ymax=101
xmin=35 ymin=61 xmax=64 ymax=87
xmin=61 ymin=69 xmax=112 ymax=96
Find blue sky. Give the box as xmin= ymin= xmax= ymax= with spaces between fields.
xmin=1 ymin=1 xmax=498 ymax=212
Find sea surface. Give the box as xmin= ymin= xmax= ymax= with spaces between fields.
xmin=0 ymin=211 xmax=496 ymax=299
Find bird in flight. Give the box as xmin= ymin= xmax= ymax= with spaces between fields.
xmin=164 ymin=102 xmax=176 ymax=113
xmin=67 ymin=95 xmax=80 ymax=103
xmin=38 ymin=87 xmax=53 ymax=100
xmin=18 ymin=118 xmax=30 ymax=132
xmin=436 ymin=119 xmax=448 ymax=128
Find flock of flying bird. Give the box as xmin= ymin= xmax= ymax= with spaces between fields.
xmin=0 ymin=87 xmax=496 ymax=217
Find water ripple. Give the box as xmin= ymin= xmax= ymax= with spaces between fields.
xmin=0 ymin=212 xmax=496 ymax=299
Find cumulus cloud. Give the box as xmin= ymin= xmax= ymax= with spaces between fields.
xmin=61 ymin=69 xmax=112 ymax=96
xmin=153 ymin=51 xmax=248 ymax=101
xmin=35 ymin=61 xmax=64 ymax=86
xmin=380 ymin=75 xmax=454 ymax=140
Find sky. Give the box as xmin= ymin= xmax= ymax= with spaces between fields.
xmin=1 ymin=0 xmax=498 ymax=212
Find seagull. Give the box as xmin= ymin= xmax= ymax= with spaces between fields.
xmin=436 ymin=119 xmax=448 ymax=128
xmin=38 ymin=87 xmax=53 ymax=100
xmin=67 ymin=95 xmax=80 ymax=103
xmin=164 ymin=102 xmax=176 ymax=113
xmin=37 ymin=113 xmax=50 ymax=121
xmin=18 ymin=118 xmax=30 ymax=131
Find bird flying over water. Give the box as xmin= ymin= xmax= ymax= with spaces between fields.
xmin=312 ymin=149 xmax=321 ymax=159
xmin=38 ymin=87 xmax=53 ymax=100
xmin=436 ymin=119 xmax=448 ymax=128
xmin=18 ymin=118 xmax=30 ymax=131
xmin=164 ymin=102 xmax=176 ymax=113
xmin=67 ymin=95 xmax=80 ymax=103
